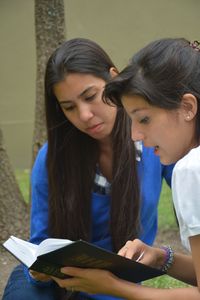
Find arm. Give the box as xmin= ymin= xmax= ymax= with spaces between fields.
xmin=190 ymin=235 xmax=200 ymax=289
xmin=25 ymin=143 xmax=52 ymax=283
xmin=52 ymin=154 xmax=200 ymax=297
xmin=51 ymin=238 xmax=200 ymax=299
xmin=30 ymin=143 xmax=49 ymax=244
xmin=119 ymin=239 xmax=196 ymax=285
xmin=51 ymin=266 xmax=200 ymax=300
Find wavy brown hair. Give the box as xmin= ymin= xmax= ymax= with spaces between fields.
xmin=44 ymin=38 xmax=140 ymax=252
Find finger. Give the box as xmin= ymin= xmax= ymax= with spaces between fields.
xmin=29 ymin=270 xmax=47 ymax=277
xmin=118 ymin=240 xmax=133 ymax=256
xmin=29 ymin=270 xmax=40 ymax=277
xmin=29 ymin=270 xmax=51 ymax=281
xmin=119 ymin=240 xmax=137 ymax=259
xmin=61 ymin=267 xmax=84 ymax=277
xmin=125 ymin=247 xmax=138 ymax=260
xmin=51 ymin=276 xmax=79 ymax=289
xmin=118 ymin=246 xmax=128 ymax=256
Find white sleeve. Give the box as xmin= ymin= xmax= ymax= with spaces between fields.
xmin=172 ymin=147 xmax=200 ymax=250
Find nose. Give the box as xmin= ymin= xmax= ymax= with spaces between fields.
xmin=131 ymin=122 xmax=145 ymax=141
xmin=78 ymin=104 xmax=94 ymax=122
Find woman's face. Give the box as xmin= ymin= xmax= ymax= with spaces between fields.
xmin=53 ymin=73 xmax=117 ymax=142
xmin=122 ymin=95 xmax=197 ymax=165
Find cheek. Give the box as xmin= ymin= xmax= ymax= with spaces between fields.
xmin=62 ymin=111 xmax=71 ymax=122
xmin=108 ymin=106 xmax=117 ymax=120
xmin=153 ymin=117 xmax=174 ymax=140
xmin=99 ymin=104 xmax=116 ymax=121
xmin=62 ymin=111 xmax=78 ymax=127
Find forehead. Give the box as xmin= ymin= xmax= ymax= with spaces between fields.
xmin=122 ymin=94 xmax=179 ymax=123
xmin=53 ymin=73 xmax=105 ymax=100
xmin=60 ymin=73 xmax=105 ymax=86
xmin=121 ymin=95 xmax=151 ymax=113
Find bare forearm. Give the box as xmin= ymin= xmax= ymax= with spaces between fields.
xmin=112 ymin=279 xmax=200 ymax=300
xmin=53 ymin=262 xmax=199 ymax=299
xmin=167 ymin=253 xmax=196 ymax=285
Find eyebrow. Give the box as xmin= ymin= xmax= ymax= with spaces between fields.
xmin=79 ymin=86 xmax=94 ymax=97
xmin=59 ymin=86 xmax=95 ymax=104
xmin=130 ymin=107 xmax=148 ymax=114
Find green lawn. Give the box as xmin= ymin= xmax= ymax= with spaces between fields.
xmin=15 ymin=170 xmax=189 ymax=288
xmin=15 ymin=169 xmax=30 ymax=204
xmin=145 ymin=181 xmax=189 ymax=288
xmin=158 ymin=182 xmax=178 ymax=231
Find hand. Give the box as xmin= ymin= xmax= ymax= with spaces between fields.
xmin=29 ymin=270 xmax=52 ymax=282
xmin=118 ymin=239 xmax=165 ymax=269
xmin=51 ymin=267 xmax=123 ymax=295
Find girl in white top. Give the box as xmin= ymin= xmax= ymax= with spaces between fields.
xmin=52 ymin=38 xmax=200 ymax=299
xmin=172 ymin=145 xmax=200 ymax=251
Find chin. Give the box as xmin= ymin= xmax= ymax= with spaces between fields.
xmin=160 ymin=157 xmax=176 ymax=165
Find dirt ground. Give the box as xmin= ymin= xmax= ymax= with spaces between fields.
xmin=0 ymin=228 xmax=187 ymax=299
xmin=0 ymin=247 xmax=18 ymax=298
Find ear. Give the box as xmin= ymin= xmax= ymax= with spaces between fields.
xmin=109 ymin=67 xmax=118 ymax=78
xmin=181 ymin=93 xmax=198 ymax=121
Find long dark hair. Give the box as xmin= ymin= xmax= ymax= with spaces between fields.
xmin=104 ymin=38 xmax=200 ymax=142
xmin=45 ymin=38 xmax=140 ymax=251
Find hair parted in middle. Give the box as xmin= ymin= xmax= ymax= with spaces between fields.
xmin=44 ymin=38 xmax=141 ymax=251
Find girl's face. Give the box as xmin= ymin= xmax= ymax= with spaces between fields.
xmin=54 ymin=73 xmax=117 ymax=142
xmin=122 ymin=95 xmax=197 ymax=165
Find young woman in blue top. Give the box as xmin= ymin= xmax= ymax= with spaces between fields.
xmin=51 ymin=38 xmax=200 ymax=299
xmin=2 ymin=38 xmax=173 ymax=300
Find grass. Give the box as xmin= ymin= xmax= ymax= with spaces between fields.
xmin=158 ymin=181 xmax=178 ymax=231
xmin=15 ymin=169 xmax=30 ymax=204
xmin=15 ymin=170 xmax=189 ymax=288
xmin=145 ymin=181 xmax=189 ymax=288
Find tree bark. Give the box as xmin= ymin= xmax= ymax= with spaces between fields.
xmin=0 ymin=1 xmax=65 ymax=244
xmin=0 ymin=128 xmax=29 ymax=243
xmin=33 ymin=0 xmax=66 ymax=162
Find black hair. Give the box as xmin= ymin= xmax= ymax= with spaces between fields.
xmin=44 ymin=38 xmax=140 ymax=252
xmin=104 ymin=37 xmax=200 ymax=141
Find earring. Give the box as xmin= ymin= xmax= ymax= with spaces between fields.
xmin=186 ymin=115 xmax=190 ymax=120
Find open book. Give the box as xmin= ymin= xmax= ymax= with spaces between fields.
xmin=3 ymin=236 xmax=164 ymax=283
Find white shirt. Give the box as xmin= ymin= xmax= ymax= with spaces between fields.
xmin=172 ymin=145 xmax=200 ymax=251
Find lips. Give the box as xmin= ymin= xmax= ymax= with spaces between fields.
xmin=87 ymin=123 xmax=102 ymax=130
xmin=86 ymin=122 xmax=104 ymax=133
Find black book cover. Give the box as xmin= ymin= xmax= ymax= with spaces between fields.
xmin=30 ymin=240 xmax=164 ymax=283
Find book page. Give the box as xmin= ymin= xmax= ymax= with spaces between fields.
xmin=36 ymin=238 xmax=73 ymax=256
xmin=3 ymin=236 xmax=38 ymax=267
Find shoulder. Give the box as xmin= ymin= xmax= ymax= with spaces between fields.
xmin=36 ymin=142 xmax=48 ymax=161
xmin=33 ymin=142 xmax=48 ymax=168
xmin=32 ymin=142 xmax=48 ymax=181
xmin=174 ymin=146 xmax=200 ymax=175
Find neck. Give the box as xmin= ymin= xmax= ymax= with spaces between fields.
xmin=98 ymin=136 xmax=112 ymax=152
xmin=98 ymin=137 xmax=113 ymax=182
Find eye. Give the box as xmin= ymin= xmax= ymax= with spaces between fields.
xmin=139 ymin=116 xmax=150 ymax=124
xmin=85 ymin=93 xmax=97 ymax=101
xmin=62 ymin=105 xmax=75 ymax=112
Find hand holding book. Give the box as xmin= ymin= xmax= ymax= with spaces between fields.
xmin=3 ymin=235 xmax=164 ymax=284
xmin=29 ymin=269 xmax=52 ymax=282
xmin=49 ymin=240 xmax=163 ymax=296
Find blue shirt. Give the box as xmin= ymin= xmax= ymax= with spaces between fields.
xmin=27 ymin=142 xmax=174 ymax=299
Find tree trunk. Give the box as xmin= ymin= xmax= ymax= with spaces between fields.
xmin=33 ymin=0 xmax=65 ymax=162
xmin=0 ymin=128 xmax=29 ymax=243
xmin=0 ymin=1 xmax=65 ymax=244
